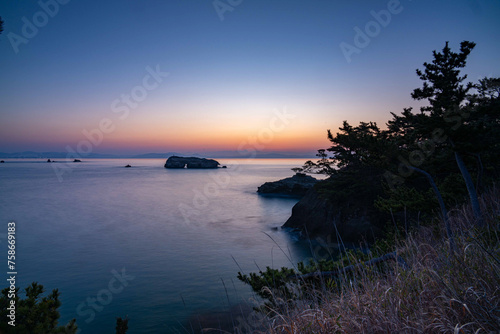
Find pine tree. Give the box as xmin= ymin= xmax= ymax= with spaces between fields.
xmin=410 ymin=41 xmax=484 ymax=225
xmin=0 ymin=283 xmax=78 ymax=334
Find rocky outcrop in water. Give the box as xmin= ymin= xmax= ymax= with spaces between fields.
xmin=257 ymin=173 xmax=318 ymax=197
xmin=164 ymin=156 xmax=220 ymax=169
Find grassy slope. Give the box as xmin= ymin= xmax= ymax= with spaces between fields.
xmin=263 ymin=190 xmax=500 ymax=334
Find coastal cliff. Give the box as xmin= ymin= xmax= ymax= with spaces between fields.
xmin=281 ymin=167 xmax=386 ymax=242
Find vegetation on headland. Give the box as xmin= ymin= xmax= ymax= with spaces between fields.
xmin=239 ymin=191 xmax=500 ymax=333
xmin=0 ymin=283 xmax=78 ymax=333
xmin=0 ymin=283 xmax=129 ymax=333
xmin=237 ymin=41 xmax=500 ymax=333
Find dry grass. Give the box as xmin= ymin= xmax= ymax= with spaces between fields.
xmin=264 ymin=191 xmax=500 ymax=334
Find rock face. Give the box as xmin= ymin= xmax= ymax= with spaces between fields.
xmin=164 ymin=156 xmax=220 ymax=169
xmin=258 ymin=173 xmax=318 ymax=197
xmin=282 ymin=178 xmax=383 ymax=242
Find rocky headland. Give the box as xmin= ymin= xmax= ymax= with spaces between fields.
xmin=282 ymin=185 xmax=382 ymax=242
xmin=261 ymin=168 xmax=386 ymax=242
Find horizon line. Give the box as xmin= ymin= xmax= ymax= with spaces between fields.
xmin=0 ymin=150 xmax=319 ymax=159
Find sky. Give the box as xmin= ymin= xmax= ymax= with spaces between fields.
xmin=0 ymin=0 xmax=499 ymax=156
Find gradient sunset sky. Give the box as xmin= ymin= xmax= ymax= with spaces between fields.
xmin=0 ymin=0 xmax=499 ymax=155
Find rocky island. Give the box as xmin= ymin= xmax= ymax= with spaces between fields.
xmin=257 ymin=173 xmax=318 ymax=197
xmin=164 ymin=156 xmax=220 ymax=169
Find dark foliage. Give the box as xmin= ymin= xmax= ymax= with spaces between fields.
xmin=116 ymin=316 xmax=129 ymax=334
xmin=297 ymin=41 xmax=499 ymax=230
xmin=0 ymin=283 xmax=78 ymax=334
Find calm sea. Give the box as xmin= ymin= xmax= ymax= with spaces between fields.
xmin=0 ymin=158 xmax=317 ymax=333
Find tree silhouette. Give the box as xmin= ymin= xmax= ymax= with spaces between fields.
xmin=116 ymin=317 xmax=129 ymax=334
xmin=297 ymin=41 xmax=499 ymax=246
xmin=0 ymin=282 xmax=78 ymax=333
xmin=409 ymin=41 xmax=487 ymax=225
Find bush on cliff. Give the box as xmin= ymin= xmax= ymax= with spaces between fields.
xmin=0 ymin=283 xmax=77 ymax=334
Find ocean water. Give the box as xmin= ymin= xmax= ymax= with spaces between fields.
xmin=0 ymin=158 xmax=317 ymax=333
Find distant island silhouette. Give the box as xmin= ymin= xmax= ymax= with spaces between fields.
xmin=164 ymin=156 xmax=220 ymax=169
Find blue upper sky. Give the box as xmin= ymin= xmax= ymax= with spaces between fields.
xmin=0 ymin=0 xmax=499 ymax=155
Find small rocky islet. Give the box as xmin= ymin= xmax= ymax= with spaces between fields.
xmin=257 ymin=173 xmax=318 ymax=197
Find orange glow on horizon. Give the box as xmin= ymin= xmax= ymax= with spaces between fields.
xmin=75 ymin=107 xmax=336 ymax=153
xmin=98 ymin=130 xmax=329 ymax=153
